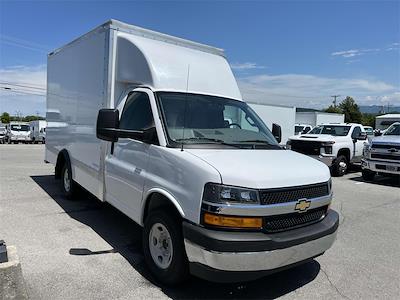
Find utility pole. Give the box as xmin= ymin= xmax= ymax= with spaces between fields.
xmin=331 ymin=95 xmax=340 ymax=108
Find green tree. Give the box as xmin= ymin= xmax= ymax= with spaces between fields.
xmin=338 ymin=96 xmax=362 ymax=123
xmin=361 ymin=113 xmax=376 ymax=128
xmin=1 ymin=112 xmax=10 ymax=123
xmin=324 ymin=105 xmax=342 ymax=114
xmin=23 ymin=115 xmax=45 ymax=122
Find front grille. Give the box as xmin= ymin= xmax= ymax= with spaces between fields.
xmin=263 ymin=206 xmax=327 ymax=233
xmin=260 ymin=182 xmax=329 ymax=205
xmin=371 ymin=153 xmax=400 ymax=161
xmin=372 ymin=144 xmax=400 ymax=150
xmin=290 ymin=140 xmax=322 ymax=155
xmin=376 ymin=164 xmax=400 ymax=171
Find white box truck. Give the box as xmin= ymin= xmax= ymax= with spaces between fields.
xmin=46 ymin=20 xmax=338 ymax=285
xmin=29 ymin=120 xmax=46 ymax=143
xmin=6 ymin=122 xmax=32 ymax=144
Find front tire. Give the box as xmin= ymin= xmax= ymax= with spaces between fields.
xmin=143 ymin=210 xmax=189 ymax=286
xmin=60 ymin=163 xmax=78 ymax=199
xmin=332 ymin=155 xmax=348 ymax=177
xmin=362 ymin=169 xmax=376 ymax=181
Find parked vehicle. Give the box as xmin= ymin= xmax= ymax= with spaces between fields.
xmin=6 ymin=122 xmax=32 ymax=144
xmin=46 ymin=20 xmax=339 ymax=285
xmin=287 ymin=123 xmax=367 ymax=176
xmin=0 ymin=123 xmax=6 ymax=144
xmin=30 ymin=120 xmax=46 ymax=143
xmin=364 ymin=126 xmax=374 ymax=142
xmin=294 ymin=124 xmax=313 ymax=135
xmin=375 ymin=114 xmax=400 ymax=131
xmin=361 ymin=122 xmax=400 ymax=180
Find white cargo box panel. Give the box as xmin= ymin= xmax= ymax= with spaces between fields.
xmin=295 ymin=112 xmax=344 ymax=127
xmin=46 ymin=19 xmax=242 ymax=200
xmin=248 ymin=103 xmax=296 ymax=144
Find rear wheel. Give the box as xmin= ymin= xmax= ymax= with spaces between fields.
xmin=332 ymin=155 xmax=348 ymax=177
xmin=60 ymin=163 xmax=78 ymax=199
xmin=362 ymin=169 xmax=376 ymax=181
xmin=143 ymin=210 xmax=189 ymax=286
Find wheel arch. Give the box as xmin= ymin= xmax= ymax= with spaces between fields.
xmin=55 ymin=149 xmax=71 ymax=179
xmin=141 ymin=188 xmax=185 ymax=226
xmin=337 ymin=148 xmax=350 ymax=161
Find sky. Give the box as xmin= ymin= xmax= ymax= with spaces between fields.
xmin=0 ymin=0 xmax=399 ymax=116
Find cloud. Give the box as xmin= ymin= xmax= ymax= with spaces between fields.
xmin=237 ymin=73 xmax=400 ymax=108
xmin=0 ymin=65 xmax=47 ymax=115
xmin=230 ymin=62 xmax=265 ymax=70
xmin=331 ymin=48 xmax=381 ymax=58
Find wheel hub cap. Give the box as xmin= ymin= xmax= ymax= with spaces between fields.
xmin=63 ymin=168 xmax=71 ymax=192
xmin=149 ymin=223 xmax=173 ymax=269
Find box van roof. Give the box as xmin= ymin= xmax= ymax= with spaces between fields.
xmin=49 ymin=19 xmax=242 ymax=101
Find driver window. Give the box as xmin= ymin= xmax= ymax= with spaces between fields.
xmin=120 ymin=92 xmax=154 ymax=131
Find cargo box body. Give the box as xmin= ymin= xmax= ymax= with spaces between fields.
xmin=46 ymin=20 xmax=240 ymax=200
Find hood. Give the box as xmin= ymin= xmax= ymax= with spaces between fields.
xmin=289 ymin=134 xmax=336 ymax=142
xmin=371 ymin=135 xmax=400 ymax=145
xmin=185 ymin=149 xmax=330 ymax=189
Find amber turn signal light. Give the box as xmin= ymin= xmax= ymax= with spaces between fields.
xmin=203 ymin=212 xmax=262 ymax=229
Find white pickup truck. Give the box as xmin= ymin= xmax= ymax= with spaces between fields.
xmin=287 ymin=123 xmax=367 ymax=176
xmin=361 ymin=122 xmax=400 ymax=180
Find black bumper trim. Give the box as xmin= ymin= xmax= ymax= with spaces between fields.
xmin=183 ymin=209 xmax=339 ymax=253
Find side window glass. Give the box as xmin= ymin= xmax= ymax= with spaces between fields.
xmin=351 ymin=127 xmax=361 ymax=139
xmin=119 ymin=92 xmax=154 ymax=131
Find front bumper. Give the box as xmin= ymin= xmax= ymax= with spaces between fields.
xmin=361 ymin=158 xmax=400 ymax=175
xmin=10 ymin=136 xmax=31 ymax=141
xmin=309 ymin=154 xmax=335 ymax=167
xmin=183 ymin=210 xmax=339 ymax=282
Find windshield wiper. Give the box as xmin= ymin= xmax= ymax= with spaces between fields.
xmin=234 ymin=139 xmax=274 ymax=145
xmin=175 ymin=137 xmax=241 ymax=148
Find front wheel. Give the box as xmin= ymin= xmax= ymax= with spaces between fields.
xmin=332 ymin=155 xmax=348 ymax=177
xmin=60 ymin=163 xmax=78 ymax=199
xmin=143 ymin=210 xmax=189 ymax=286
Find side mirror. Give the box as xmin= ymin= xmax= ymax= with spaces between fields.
xmin=96 ymin=109 xmax=119 ymax=142
xmin=358 ymin=132 xmax=367 ymax=140
xmin=272 ymin=123 xmax=282 ymax=143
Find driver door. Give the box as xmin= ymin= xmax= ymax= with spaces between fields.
xmin=104 ymin=90 xmax=156 ymax=223
xmin=351 ymin=126 xmax=364 ymax=162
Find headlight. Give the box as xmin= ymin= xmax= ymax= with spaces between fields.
xmin=363 ymin=143 xmax=371 ymax=156
xmin=203 ymin=183 xmax=260 ymax=205
xmin=286 ymin=140 xmax=292 ymax=150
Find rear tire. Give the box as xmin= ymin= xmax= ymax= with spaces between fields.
xmin=60 ymin=163 xmax=78 ymax=199
xmin=332 ymin=155 xmax=348 ymax=177
xmin=143 ymin=210 xmax=189 ymax=286
xmin=362 ymin=169 xmax=376 ymax=181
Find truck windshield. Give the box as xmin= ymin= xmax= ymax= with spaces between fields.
xmin=308 ymin=125 xmax=350 ymax=136
xmin=384 ymin=124 xmax=400 ymax=136
xmin=157 ymin=92 xmax=280 ymax=149
xmin=11 ymin=125 xmax=29 ymax=132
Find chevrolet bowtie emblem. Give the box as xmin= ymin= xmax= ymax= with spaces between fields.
xmin=295 ymin=199 xmax=311 ymax=212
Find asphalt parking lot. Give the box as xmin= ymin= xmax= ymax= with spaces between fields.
xmin=0 ymin=144 xmax=399 ymax=299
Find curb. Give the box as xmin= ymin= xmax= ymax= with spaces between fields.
xmin=0 ymin=245 xmax=28 ymax=299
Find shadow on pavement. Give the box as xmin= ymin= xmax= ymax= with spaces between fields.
xmin=31 ymin=174 xmax=321 ymax=299
xmin=349 ymin=174 xmax=400 ymax=188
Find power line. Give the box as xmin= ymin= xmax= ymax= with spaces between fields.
xmin=0 ymin=87 xmax=45 ymax=97
xmin=0 ymin=82 xmax=46 ymax=91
